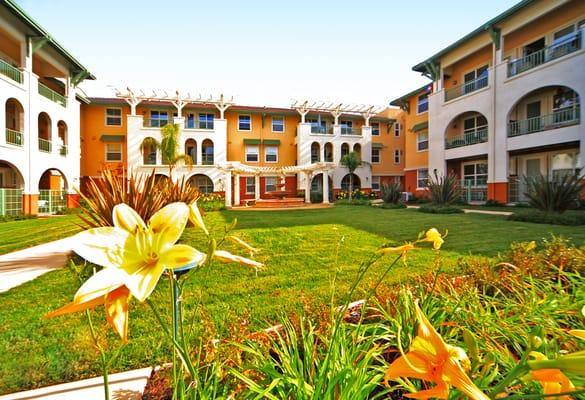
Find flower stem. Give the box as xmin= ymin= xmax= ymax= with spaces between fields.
xmin=86 ymin=310 xmax=110 ymax=400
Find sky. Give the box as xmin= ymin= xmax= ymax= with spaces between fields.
xmin=16 ymin=0 xmax=519 ymax=107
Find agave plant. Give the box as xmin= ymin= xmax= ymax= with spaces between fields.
xmin=162 ymin=175 xmax=201 ymax=204
xmin=380 ymin=182 xmax=402 ymax=204
xmin=524 ymin=173 xmax=584 ymax=213
xmin=427 ymin=171 xmax=461 ymax=206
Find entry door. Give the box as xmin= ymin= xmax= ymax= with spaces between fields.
xmin=526 ymin=101 xmax=541 ymax=133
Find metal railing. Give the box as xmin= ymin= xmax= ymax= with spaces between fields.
xmin=445 ymin=73 xmax=488 ymax=102
xmin=38 ymin=190 xmax=67 ymax=214
xmin=5 ymin=128 xmax=24 ymax=146
xmin=445 ymin=127 xmax=488 ymax=149
xmin=508 ymin=106 xmax=580 ymax=137
xmin=310 ymin=125 xmax=332 ymax=134
xmin=59 ymin=145 xmax=68 ymax=156
xmin=38 ymin=138 xmax=52 ymax=153
xmin=143 ymin=118 xmax=169 ymax=128
xmin=508 ymin=31 xmax=582 ymax=77
xmin=0 ymin=58 xmax=23 ymax=84
xmin=185 ymin=120 xmax=214 ymax=130
xmin=201 ymin=154 xmax=214 ymax=165
xmin=38 ymin=82 xmax=67 ymax=107
xmin=508 ymin=176 xmax=527 ymax=203
xmin=460 ymin=181 xmax=487 ymax=203
xmin=340 ymin=126 xmax=361 ymax=135
xmin=0 ymin=188 xmax=23 ymax=216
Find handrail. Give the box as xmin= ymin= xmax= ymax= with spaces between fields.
xmin=143 ymin=118 xmax=169 ymax=128
xmin=38 ymin=137 xmax=52 ymax=153
xmin=38 ymin=82 xmax=67 ymax=107
xmin=445 ymin=127 xmax=488 ymax=149
xmin=445 ymin=73 xmax=488 ymax=102
xmin=59 ymin=144 xmax=68 ymax=156
xmin=508 ymin=106 xmax=580 ymax=137
xmin=0 ymin=59 xmax=23 ymax=84
xmin=185 ymin=120 xmax=214 ymax=130
xmin=340 ymin=127 xmax=361 ymax=135
xmin=5 ymin=128 xmax=24 ymax=146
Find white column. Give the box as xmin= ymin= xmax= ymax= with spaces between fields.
xmin=322 ymin=170 xmax=330 ymax=204
xmin=280 ymin=175 xmax=286 ymax=192
xmin=234 ymin=174 xmax=240 ymax=206
xmin=254 ymin=174 xmax=260 ymax=201
xmin=225 ymin=171 xmax=232 ymax=208
xmin=305 ymin=172 xmax=312 ymax=203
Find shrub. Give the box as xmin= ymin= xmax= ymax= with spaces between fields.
xmin=524 ymin=173 xmax=585 ymax=213
xmin=161 ymin=176 xmax=200 ymax=204
xmin=198 ymin=193 xmax=225 ymax=211
xmin=426 ymin=172 xmax=461 ymax=206
xmin=508 ymin=210 xmax=585 ymax=225
xmin=484 ymin=199 xmax=505 ymax=207
xmin=380 ymin=182 xmax=402 ymax=204
xmin=335 ymin=198 xmax=371 ymax=206
xmin=0 ymin=214 xmax=36 ymax=223
xmin=418 ymin=204 xmax=463 ymax=214
xmin=379 ymin=202 xmax=407 ymax=209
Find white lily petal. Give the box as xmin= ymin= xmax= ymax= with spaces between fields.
xmin=123 ymin=262 xmax=166 ymax=302
xmin=161 ymin=245 xmax=207 ymax=269
xmin=74 ymin=268 xmax=128 ymax=304
xmin=113 ymin=203 xmax=147 ymax=233
xmin=72 ymin=227 xmax=130 ymax=268
xmin=149 ymin=202 xmax=189 ymax=251
xmin=189 ymin=201 xmax=209 ymax=235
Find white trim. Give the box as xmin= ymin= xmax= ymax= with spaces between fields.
xmin=271 ymin=115 xmax=285 ymax=133
xmin=416 ymin=131 xmax=429 ymax=152
xmin=245 ymin=176 xmax=255 ymax=194
xmin=245 ymin=145 xmax=259 ymax=163
xmin=371 ymin=147 xmax=381 ymax=164
xmin=393 ymin=149 xmax=401 ymax=165
xmin=371 ymin=122 xmax=380 ymax=136
xmin=104 ymin=142 xmax=123 ymax=162
xmin=416 ymin=168 xmax=428 ymax=190
xmin=238 ymin=114 xmax=252 ymax=131
xmin=265 ymin=176 xmax=277 ymax=192
xmin=394 ymin=121 xmax=401 ymax=137
xmin=105 ymin=107 xmax=122 ymax=127
xmin=416 ymin=93 xmax=429 ymax=115
xmin=264 ymin=145 xmax=278 ymax=163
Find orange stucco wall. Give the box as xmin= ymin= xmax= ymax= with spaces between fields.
xmin=402 ymin=91 xmax=429 ymax=172
xmin=372 ymin=108 xmax=405 ymax=177
xmin=488 ymin=182 xmax=508 ymax=203
xmin=0 ymin=29 xmax=21 ymax=65
xmin=443 ymin=44 xmax=492 ymax=91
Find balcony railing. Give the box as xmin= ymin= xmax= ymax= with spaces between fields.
xmin=143 ymin=118 xmax=169 ymax=128
xmin=340 ymin=127 xmax=361 ymax=135
xmin=445 ymin=127 xmax=488 ymax=149
xmin=508 ymin=31 xmax=582 ymax=77
xmin=0 ymin=59 xmax=23 ymax=84
xmin=38 ymin=138 xmax=52 ymax=153
xmin=5 ymin=128 xmax=24 ymax=146
xmin=59 ymin=145 xmax=68 ymax=156
xmin=201 ymin=154 xmax=214 ymax=165
xmin=184 ymin=120 xmax=214 ymax=130
xmin=310 ymin=125 xmax=332 ymax=134
xmin=0 ymin=188 xmax=23 ymax=216
xmin=508 ymin=106 xmax=580 ymax=137
xmin=445 ymin=74 xmax=488 ymax=102
xmin=38 ymin=82 xmax=67 ymax=107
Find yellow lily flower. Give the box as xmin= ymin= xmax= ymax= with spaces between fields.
xmin=420 ymin=228 xmax=446 ymax=250
xmin=385 ymin=301 xmax=489 ymax=400
xmin=74 ymin=203 xmax=206 ymax=302
xmin=529 ymin=352 xmax=575 ymax=400
xmin=376 ymin=243 xmax=416 ymax=256
xmin=188 ymin=201 xmax=209 ymax=236
xmin=213 ymin=250 xmax=263 ymax=269
xmin=226 ymin=235 xmax=259 ymax=256
xmin=45 ymin=268 xmax=131 ymax=341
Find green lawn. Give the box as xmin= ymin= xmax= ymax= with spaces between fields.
xmin=1 ymin=206 xmax=584 ymax=394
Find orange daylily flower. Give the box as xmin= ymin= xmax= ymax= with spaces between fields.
xmin=385 ymin=301 xmax=489 ymax=400
xmin=529 ymin=352 xmax=576 ymax=400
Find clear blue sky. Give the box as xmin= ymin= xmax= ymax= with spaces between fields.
xmin=16 ymin=0 xmax=519 ymax=107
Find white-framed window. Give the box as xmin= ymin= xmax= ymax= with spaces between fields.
xmin=371 ymin=148 xmax=380 ymax=163
xmin=372 ymin=176 xmax=381 ymax=191
xmin=394 ymin=122 xmax=401 ymax=137
xmin=199 ymin=113 xmax=214 ymax=129
xmin=265 ymin=146 xmax=278 ymax=162
xmin=238 ymin=115 xmax=251 ymax=131
xmin=265 ymin=176 xmax=276 ymax=192
xmin=150 ymin=110 xmax=169 ymax=128
xmin=462 ymin=162 xmax=488 ymax=187
xmin=245 ymin=145 xmax=259 ymax=162
xmin=551 ymin=151 xmax=579 ymax=181
xmin=394 ymin=149 xmax=401 ymax=164
xmin=371 ymin=122 xmax=380 ymax=136
xmin=417 ymin=131 xmax=429 ymax=151
xmin=105 ymin=108 xmax=122 ymax=126
xmin=245 ymin=176 xmax=255 ymax=194
xmin=272 ymin=116 xmax=284 ymax=132
xmin=417 ymin=93 xmax=429 ymax=114
xmin=105 ymin=143 xmax=122 ymax=162
xmin=417 ymin=168 xmax=428 ymax=189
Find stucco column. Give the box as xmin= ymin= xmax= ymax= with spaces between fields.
xmin=322 ymin=170 xmax=330 ymax=204
xmin=254 ymin=174 xmax=260 ymax=201
xmin=234 ymin=174 xmax=240 ymax=206
xmin=224 ymin=171 xmax=232 ymax=208
xmin=305 ymin=172 xmax=312 ymax=203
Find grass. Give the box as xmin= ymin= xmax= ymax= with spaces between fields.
xmin=1 ymin=206 xmax=585 ymax=394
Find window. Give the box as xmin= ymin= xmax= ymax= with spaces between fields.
xmin=417 ymin=93 xmax=428 ymax=114
xmin=394 ymin=149 xmax=401 ymax=164
xmin=245 ymin=145 xmax=259 ymax=162
xmin=324 ymin=143 xmax=333 ymax=162
xmin=105 ymin=108 xmax=122 ymax=126
xmin=551 ymin=152 xmax=578 ymax=181
xmin=462 ymin=162 xmax=488 ymax=187
xmin=199 ymin=113 xmax=214 ymax=129
xmin=417 ymin=131 xmax=429 ymax=151
xmin=371 ymin=122 xmax=380 ymax=136
xmin=265 ymin=146 xmax=278 ymax=162
xmin=150 ymin=111 xmax=169 ymax=128
xmin=371 ymin=148 xmax=380 ymax=163
xmin=311 ymin=142 xmax=320 ymax=163
xmin=340 ymin=120 xmax=353 ymax=134
xmin=417 ymin=168 xmax=428 ymax=189
xmin=265 ymin=176 xmax=277 ymax=192
xmin=272 ymin=116 xmax=284 ymax=132
xmin=463 ymin=65 xmax=488 ymax=93
xmin=372 ymin=176 xmax=381 ymax=191
xmin=239 ymin=115 xmax=251 ymax=131
xmin=394 ymin=122 xmax=401 ymax=137
xmin=105 ymin=143 xmax=122 ymax=162
xmin=245 ymin=177 xmax=255 ymax=194
xmin=341 ymin=143 xmax=349 ymax=157
xmin=307 ymin=117 xmax=327 ymax=134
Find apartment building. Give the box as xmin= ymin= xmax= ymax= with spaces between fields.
xmin=0 ymin=0 xmax=94 ymax=215
xmin=410 ymin=0 xmax=584 ymax=203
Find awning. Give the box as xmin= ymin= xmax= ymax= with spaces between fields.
xmin=100 ymin=134 xmax=125 ymax=142
xmin=371 ymin=143 xmax=384 ymax=149
xmin=262 ymin=139 xmax=281 ymax=145
xmin=243 ymin=138 xmax=261 ymax=145
xmin=411 ymin=122 xmax=428 ymax=132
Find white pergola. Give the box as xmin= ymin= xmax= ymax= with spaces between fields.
xmin=218 ymin=162 xmax=337 ymax=207
xmin=291 ymin=100 xmax=385 ymax=125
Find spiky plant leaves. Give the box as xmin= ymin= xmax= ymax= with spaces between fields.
xmin=426 ymin=171 xmax=462 ymax=206
xmin=524 ymin=173 xmax=584 ymax=214
xmin=380 ymin=182 xmax=402 ymax=204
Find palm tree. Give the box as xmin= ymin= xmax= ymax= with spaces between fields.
xmin=140 ymin=123 xmax=192 ymax=179
xmin=340 ymin=151 xmax=366 ymax=201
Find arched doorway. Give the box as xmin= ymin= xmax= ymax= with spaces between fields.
xmin=38 ymin=112 xmax=52 ymax=153
xmin=141 ymin=137 xmax=157 ymax=165
xmin=353 ymin=143 xmax=361 ymax=158
xmin=311 ymin=142 xmax=320 ymax=163
xmin=341 ymin=173 xmax=361 ymax=193
xmin=310 ymin=173 xmax=333 ymax=203
xmin=202 ymin=139 xmax=214 ymax=165
xmin=188 ymin=174 xmax=214 ymax=193
xmin=38 ymin=169 xmax=68 ymax=214
xmin=57 ymin=121 xmax=68 ymax=156
xmin=5 ymin=98 xmax=24 ymax=146
xmin=444 ymin=111 xmax=488 ymax=149
xmin=341 ymin=143 xmax=349 ymax=158
xmin=185 ymin=139 xmax=197 ymax=164
xmin=324 ymin=142 xmax=333 ymax=162
xmin=0 ymin=161 xmax=24 ymax=215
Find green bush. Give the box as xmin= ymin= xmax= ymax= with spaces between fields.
xmin=485 ymin=199 xmax=505 ymax=207
xmin=427 ymin=172 xmax=461 ymax=206
xmin=335 ymin=198 xmax=371 ymax=206
xmin=508 ymin=210 xmax=585 ymax=226
xmin=380 ymin=182 xmax=402 ymax=204
xmin=0 ymin=214 xmax=36 ymax=223
xmin=524 ymin=173 xmax=584 ymax=213
xmin=379 ymin=203 xmax=407 ymax=209
xmin=418 ymin=205 xmax=464 ymax=214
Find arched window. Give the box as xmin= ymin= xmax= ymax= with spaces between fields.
xmin=5 ymin=99 xmax=24 ymax=146
xmin=38 ymin=112 xmax=52 ymax=152
xmin=324 ymin=142 xmax=333 ymax=162
xmin=142 ymin=137 xmax=157 ymax=165
xmin=311 ymin=142 xmax=320 ymax=163
xmin=188 ymin=174 xmax=214 ymax=193
xmin=57 ymin=121 xmax=68 ymax=156
xmin=202 ymin=139 xmax=214 ymax=165
xmin=185 ymin=139 xmax=197 ymax=164
xmin=353 ymin=143 xmax=361 ymax=157
xmin=341 ymin=143 xmax=349 ymax=158
xmin=341 ymin=173 xmax=361 ymax=192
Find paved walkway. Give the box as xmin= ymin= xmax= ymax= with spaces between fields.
xmin=406 ymin=205 xmax=513 ymax=216
xmin=0 ymin=237 xmax=74 ymax=293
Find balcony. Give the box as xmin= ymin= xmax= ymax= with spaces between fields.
xmin=310 ymin=125 xmax=332 ymax=134
xmin=184 ymin=120 xmax=213 ymax=130
xmin=38 ymin=138 xmax=52 ymax=153
xmin=508 ymin=31 xmax=582 ymax=77
xmin=340 ymin=127 xmax=361 ymax=135
xmin=5 ymin=128 xmax=23 ymax=146
xmin=59 ymin=145 xmax=68 ymax=156
xmin=201 ymin=154 xmax=214 ymax=165
xmin=143 ymin=118 xmax=169 ymax=128
xmin=0 ymin=59 xmax=23 ymax=84
xmin=508 ymin=106 xmax=580 ymax=137
xmin=445 ymin=127 xmax=488 ymax=149
xmin=38 ymin=82 xmax=67 ymax=107
xmin=444 ymin=74 xmax=488 ymax=102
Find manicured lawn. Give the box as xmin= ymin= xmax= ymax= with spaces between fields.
xmin=1 ymin=206 xmax=584 ymax=394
